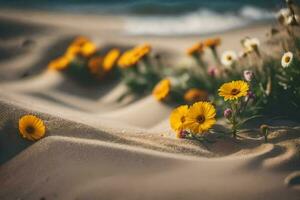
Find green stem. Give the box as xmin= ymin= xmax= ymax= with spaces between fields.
xmin=231 ymin=101 xmax=238 ymax=139
xmin=264 ymin=130 xmax=268 ymax=143
xmin=193 ymin=55 xmax=206 ymax=69
xmin=211 ymin=47 xmax=221 ymax=66
xmin=232 ymin=118 xmax=237 ymax=139
xmin=192 ymin=55 xmax=206 ymax=79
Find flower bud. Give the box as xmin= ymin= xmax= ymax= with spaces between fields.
xmin=207 ymin=66 xmax=218 ymax=77
xmin=153 ymin=53 xmax=161 ymax=60
xmin=247 ymin=91 xmax=255 ymax=99
xmin=286 ymin=0 xmax=293 ymax=5
xmin=176 ymin=130 xmax=188 ymax=139
xmin=260 ymin=124 xmax=269 ymax=142
xmin=243 ymin=70 xmax=254 ymax=82
xmin=184 ymin=88 xmax=208 ymax=103
xmin=224 ymin=108 xmax=232 ymax=119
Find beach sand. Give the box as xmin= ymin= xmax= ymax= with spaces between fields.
xmin=0 ymin=8 xmax=300 ymax=200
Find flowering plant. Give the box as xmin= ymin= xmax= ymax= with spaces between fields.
xmin=48 ymin=36 xmax=120 ymax=83
xmin=169 ymin=101 xmax=216 ymax=141
xmin=167 ymin=0 xmax=300 ymax=140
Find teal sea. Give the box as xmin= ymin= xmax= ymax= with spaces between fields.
xmin=0 ymin=0 xmax=294 ymax=35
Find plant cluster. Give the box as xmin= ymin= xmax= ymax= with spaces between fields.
xmin=48 ymin=36 xmax=120 ymax=83
xmin=46 ymin=0 xmax=300 ymax=140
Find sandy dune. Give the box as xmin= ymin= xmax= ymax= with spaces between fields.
xmin=0 ymin=9 xmax=300 ymax=200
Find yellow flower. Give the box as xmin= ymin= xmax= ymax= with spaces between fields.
xmin=134 ymin=43 xmax=151 ymax=60
xmin=169 ymin=105 xmax=189 ymax=132
xmin=103 ymin=49 xmax=120 ymax=71
xmin=48 ymin=55 xmax=72 ymax=70
xmin=118 ymin=43 xmax=151 ymax=69
xmin=48 ymin=36 xmax=98 ymax=71
xmin=71 ymin=36 xmax=90 ymax=47
xmin=218 ymin=80 xmax=249 ymax=101
xmin=80 ymin=41 xmax=97 ymax=57
xmin=65 ymin=45 xmax=81 ymax=57
xmin=118 ymin=50 xmax=138 ymax=69
xmin=19 ymin=115 xmax=46 ymax=141
xmin=152 ymin=79 xmax=171 ymax=101
xmin=69 ymin=36 xmax=97 ymax=57
xmin=184 ymin=88 xmax=208 ymax=103
xmin=186 ymin=42 xmax=204 ymax=55
xmin=203 ymin=38 xmax=221 ymax=48
xmin=184 ymin=102 xmax=216 ymax=134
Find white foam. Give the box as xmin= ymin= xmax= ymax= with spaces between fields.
xmin=124 ymin=6 xmax=275 ymax=35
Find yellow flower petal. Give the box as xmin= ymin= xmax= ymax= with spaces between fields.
xmin=118 ymin=43 xmax=151 ymax=69
xmin=103 ymin=49 xmax=120 ymax=71
xmin=48 ymin=56 xmax=72 ymax=71
xmin=203 ymin=38 xmax=221 ymax=48
xmin=80 ymin=42 xmax=97 ymax=57
xmin=186 ymin=42 xmax=204 ymax=55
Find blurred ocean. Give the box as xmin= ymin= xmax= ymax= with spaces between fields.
xmin=0 ymin=0 xmax=291 ymax=35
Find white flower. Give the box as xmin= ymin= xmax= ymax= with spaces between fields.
xmin=287 ymin=15 xmax=299 ymax=26
xmin=238 ymin=48 xmax=252 ymax=58
xmin=277 ymin=8 xmax=291 ymax=18
xmin=281 ymin=52 xmax=293 ymax=68
xmin=221 ymin=51 xmax=237 ymax=67
xmin=277 ymin=8 xmax=292 ymax=25
xmin=243 ymin=37 xmax=260 ymax=52
xmin=295 ymin=15 xmax=300 ymax=23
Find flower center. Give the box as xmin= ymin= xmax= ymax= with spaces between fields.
xmin=227 ymin=55 xmax=232 ymax=61
xmin=26 ymin=125 xmax=35 ymax=134
xmin=180 ymin=116 xmax=185 ymax=123
xmin=231 ymin=88 xmax=240 ymax=95
xmin=251 ymin=44 xmax=257 ymax=49
xmin=285 ymin=56 xmax=291 ymax=63
xmin=197 ymin=115 xmax=205 ymax=124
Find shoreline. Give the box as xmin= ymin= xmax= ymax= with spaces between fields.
xmin=0 ymin=8 xmax=272 ymax=37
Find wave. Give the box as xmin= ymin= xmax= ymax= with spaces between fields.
xmin=124 ymin=6 xmax=275 ymax=36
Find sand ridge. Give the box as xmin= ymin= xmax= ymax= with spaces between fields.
xmin=0 ymin=8 xmax=300 ymax=200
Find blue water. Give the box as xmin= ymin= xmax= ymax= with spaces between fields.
xmin=0 ymin=0 xmax=295 ymax=35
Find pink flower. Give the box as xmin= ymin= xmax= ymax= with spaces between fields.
xmin=176 ymin=130 xmax=189 ymax=138
xmin=245 ymin=91 xmax=255 ymax=102
xmin=243 ymin=70 xmax=254 ymax=82
xmin=208 ymin=67 xmax=218 ymax=77
xmin=224 ymin=108 xmax=233 ymax=119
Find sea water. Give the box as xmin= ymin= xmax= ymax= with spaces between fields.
xmin=0 ymin=0 xmax=291 ymax=35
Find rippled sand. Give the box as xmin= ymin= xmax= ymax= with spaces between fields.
xmin=0 ymin=8 xmax=300 ymax=200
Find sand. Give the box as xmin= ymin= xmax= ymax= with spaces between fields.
xmin=0 ymin=8 xmax=300 ymax=200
